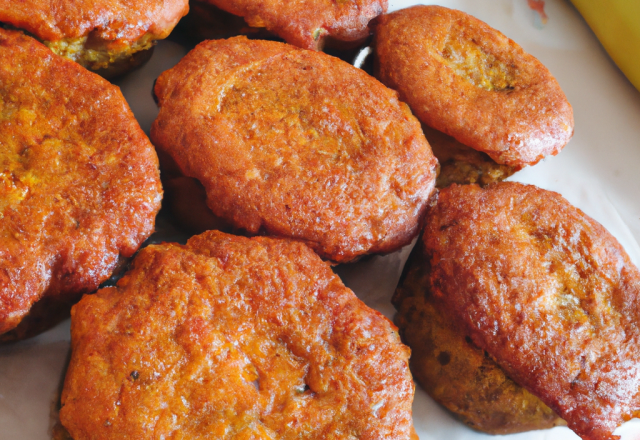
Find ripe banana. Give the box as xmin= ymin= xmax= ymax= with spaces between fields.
xmin=570 ymin=0 xmax=640 ymax=92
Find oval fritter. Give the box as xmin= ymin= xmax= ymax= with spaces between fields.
xmin=0 ymin=0 xmax=188 ymax=73
xmin=373 ymin=5 xmax=574 ymax=168
xmin=423 ymin=182 xmax=640 ymax=440
xmin=201 ymin=0 xmax=386 ymax=50
xmin=60 ymin=230 xmax=416 ymax=439
xmin=0 ymin=29 xmax=162 ymax=338
xmin=393 ymin=237 xmax=564 ymax=434
xmin=151 ymin=37 xmax=437 ymax=263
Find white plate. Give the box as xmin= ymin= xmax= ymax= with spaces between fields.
xmin=2 ymin=0 xmax=640 ymax=438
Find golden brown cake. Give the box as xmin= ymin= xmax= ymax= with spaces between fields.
xmin=60 ymin=230 xmax=416 ymax=439
xmin=373 ymin=5 xmax=574 ymax=169
xmin=151 ymin=37 xmax=437 ymax=263
xmin=393 ymin=236 xmax=565 ymax=434
xmin=0 ymin=29 xmax=162 ymax=340
xmin=401 ymin=182 xmax=640 ymax=440
xmin=0 ymin=0 xmax=188 ymax=75
xmin=200 ymin=0 xmax=386 ymax=50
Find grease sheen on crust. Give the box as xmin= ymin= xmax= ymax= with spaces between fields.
xmin=373 ymin=5 xmax=574 ymax=168
xmin=151 ymin=37 xmax=437 ymax=263
xmin=423 ymin=182 xmax=640 ymax=440
xmin=60 ymin=231 xmax=416 ymax=439
xmin=0 ymin=29 xmax=162 ymax=336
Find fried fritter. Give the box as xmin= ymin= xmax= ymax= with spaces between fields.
xmin=200 ymin=0 xmax=386 ymax=50
xmin=373 ymin=6 xmax=574 ymax=168
xmin=419 ymin=182 xmax=640 ymax=440
xmin=0 ymin=0 xmax=188 ymax=75
xmin=151 ymin=37 xmax=437 ymax=263
xmin=60 ymin=230 xmax=416 ymax=439
xmin=0 ymin=29 xmax=162 ymax=339
xmin=393 ymin=237 xmax=565 ymax=434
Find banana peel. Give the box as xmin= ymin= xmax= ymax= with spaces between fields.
xmin=570 ymin=0 xmax=640 ymax=93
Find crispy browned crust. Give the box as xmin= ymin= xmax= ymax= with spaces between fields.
xmin=202 ymin=0 xmax=386 ymax=50
xmin=393 ymin=239 xmax=565 ymax=434
xmin=0 ymin=29 xmax=162 ymax=337
xmin=373 ymin=5 xmax=574 ymax=168
xmin=0 ymin=0 xmax=187 ymax=71
xmin=151 ymin=37 xmax=437 ymax=263
xmin=0 ymin=0 xmax=188 ymax=43
xmin=422 ymin=182 xmax=640 ymax=440
xmin=423 ymin=125 xmax=517 ymax=188
xmin=60 ymin=230 xmax=415 ymax=439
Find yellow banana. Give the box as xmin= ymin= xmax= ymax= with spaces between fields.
xmin=570 ymin=0 xmax=640 ymax=92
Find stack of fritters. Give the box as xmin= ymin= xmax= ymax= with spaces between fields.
xmin=373 ymin=6 xmax=574 ymax=186
xmin=0 ymin=29 xmax=162 ymax=341
xmin=394 ymin=236 xmax=565 ymax=435
xmin=5 ymin=2 xmax=635 ymax=439
xmin=394 ymin=182 xmax=640 ymax=439
xmin=54 ymin=26 xmax=435 ymax=439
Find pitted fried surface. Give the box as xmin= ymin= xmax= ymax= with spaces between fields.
xmin=0 ymin=29 xmax=162 ymax=336
xmin=393 ymin=239 xmax=564 ymax=434
xmin=202 ymin=0 xmax=386 ymax=50
xmin=151 ymin=37 xmax=437 ymax=263
xmin=422 ymin=182 xmax=640 ymax=440
xmin=373 ymin=6 xmax=574 ymax=168
xmin=60 ymin=231 xmax=415 ymax=439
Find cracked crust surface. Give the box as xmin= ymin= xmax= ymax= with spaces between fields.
xmin=60 ymin=230 xmax=415 ymax=439
xmin=151 ymin=37 xmax=437 ymax=263
xmin=373 ymin=5 xmax=574 ymax=168
xmin=0 ymin=29 xmax=162 ymax=337
xmin=202 ymin=0 xmax=386 ymax=50
xmin=422 ymin=182 xmax=640 ymax=440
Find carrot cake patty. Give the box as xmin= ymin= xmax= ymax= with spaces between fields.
xmin=60 ymin=230 xmax=416 ymax=439
xmin=0 ymin=29 xmax=162 ymax=340
xmin=151 ymin=37 xmax=437 ymax=263
xmin=373 ymin=5 xmax=574 ymax=169
xmin=398 ymin=182 xmax=640 ymax=440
